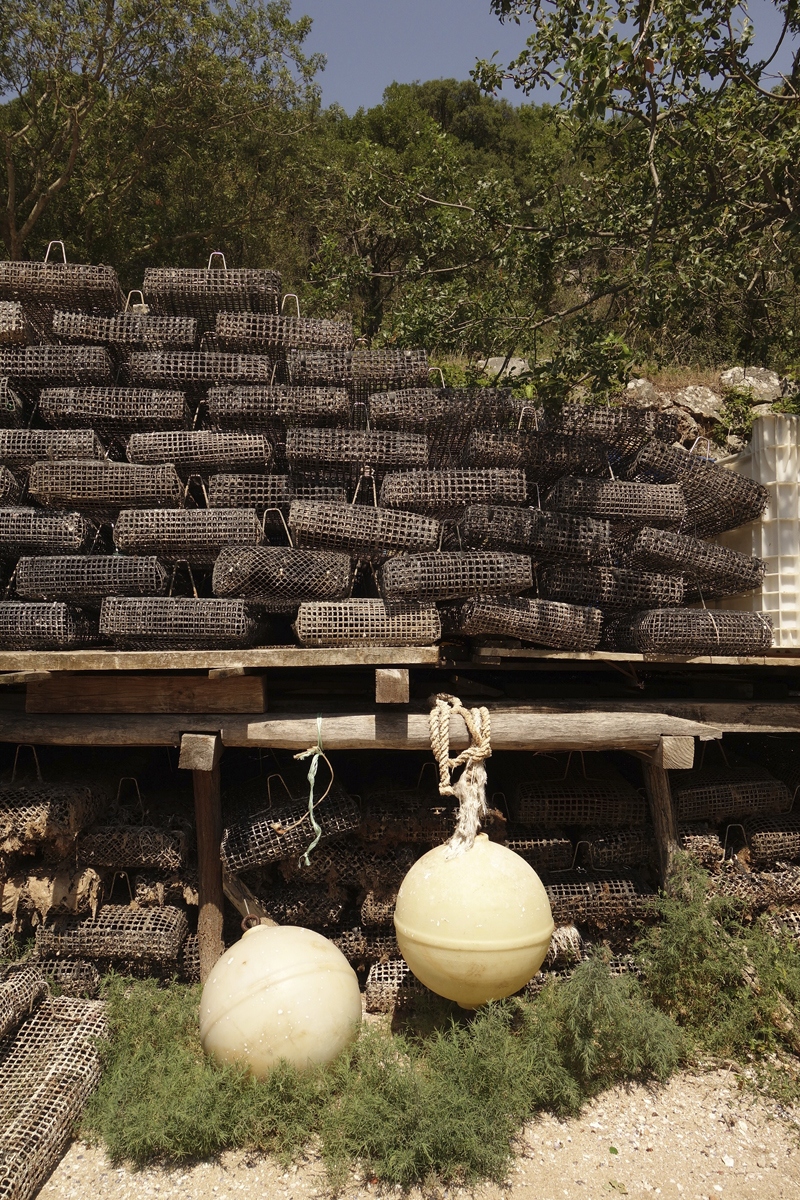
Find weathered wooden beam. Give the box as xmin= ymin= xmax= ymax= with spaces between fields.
xmin=375 ymin=668 xmax=410 ymax=704
xmin=657 ymin=735 xmax=694 ymax=771
xmin=179 ymin=732 xmax=224 ymax=981
xmin=642 ymin=737 xmax=681 ymax=889
xmin=0 ymin=671 xmax=53 ymax=686
xmin=0 ymin=646 xmax=440 ymax=671
xmin=26 ymin=673 xmax=267 ymax=714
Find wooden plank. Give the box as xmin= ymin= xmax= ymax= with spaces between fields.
xmin=375 ymin=668 xmax=410 ymax=704
xmin=179 ymin=732 xmax=224 ymax=772
xmin=191 ymin=757 xmax=224 ymax=982
xmin=471 ymin=647 xmax=800 ymax=668
xmin=0 ymin=646 xmax=440 ymax=672
xmin=642 ymin=741 xmax=680 ymax=888
xmin=25 ymin=673 xmax=267 ymax=714
xmin=658 ymin=735 xmax=695 ymax=771
xmin=0 ymin=671 xmax=53 ymax=686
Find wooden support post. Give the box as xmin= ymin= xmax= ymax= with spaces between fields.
xmin=641 ymin=735 xmax=682 ymax=889
xmin=179 ymin=733 xmax=224 ymax=982
xmin=375 ymin=668 xmax=410 ymax=704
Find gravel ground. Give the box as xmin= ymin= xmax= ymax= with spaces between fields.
xmin=39 ymin=1068 xmax=799 ymax=1200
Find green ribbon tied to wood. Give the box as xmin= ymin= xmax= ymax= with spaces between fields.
xmin=294 ymin=716 xmax=332 ymax=867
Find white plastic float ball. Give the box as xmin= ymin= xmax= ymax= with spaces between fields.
xmin=200 ymin=924 xmax=362 ymax=1077
xmin=394 ymin=833 xmax=554 ymax=1008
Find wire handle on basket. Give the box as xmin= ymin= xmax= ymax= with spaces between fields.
xmin=260 ymin=506 xmax=294 ymax=546
xmin=429 ymin=694 xmax=492 ymax=858
xmin=11 ymin=744 xmax=43 ymax=783
xmin=516 ymin=404 xmax=539 ymax=433
xmin=429 ymin=367 xmax=445 ymax=388
xmin=207 ymin=251 xmax=227 ymax=271
xmin=115 ymin=777 xmax=144 ymax=819
xmin=352 ymin=466 xmax=378 ymax=507
xmin=43 ymin=241 xmax=67 ymax=264
xmin=281 ymin=294 xmax=300 ymax=317
xmin=124 ymin=290 xmax=146 ymax=312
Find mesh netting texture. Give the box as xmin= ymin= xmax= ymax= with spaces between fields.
xmin=279 ymin=842 xmax=416 ymax=891
xmin=213 ymin=545 xmax=353 ymax=611
xmin=455 ymin=595 xmax=603 ymax=650
xmin=623 ymin=526 xmax=765 ymax=598
xmin=511 ymin=770 xmax=646 ymax=827
xmin=0 ymin=379 xmax=25 ymax=428
xmin=78 ymin=826 xmax=187 ymax=871
xmin=0 ymin=510 xmax=97 ymax=559
xmin=38 ymin=387 xmax=190 ymax=435
xmin=545 ymin=476 xmax=687 ymax=529
xmin=379 ymin=469 xmax=527 ymax=518
xmin=541 ymin=871 xmax=657 ymax=925
xmin=127 ymin=431 xmax=271 ymax=475
xmin=207 ymin=385 xmax=349 ymax=429
xmin=208 ymin=473 xmax=292 ymax=512
xmin=462 ymin=505 xmax=610 ymax=562
xmin=359 ymin=789 xmax=452 ymax=845
xmin=539 ymin=564 xmax=685 ymax=610
xmin=627 ymin=609 xmax=774 ymax=655
xmin=0 ymin=430 xmax=104 ymax=470
xmin=143 ymin=266 xmax=281 ymax=324
xmin=295 ymin=598 xmax=441 ymax=646
xmin=52 ymin=310 xmax=197 ymax=350
xmin=364 ymin=959 xmax=432 ymax=1013
xmin=221 ymin=788 xmax=361 ymax=871
xmin=0 ymin=302 xmax=27 ymax=346
xmin=100 ymin=597 xmax=267 ymax=648
xmin=671 ymin=758 xmax=793 ymax=822
xmin=113 ymin=508 xmax=263 ymax=563
xmin=0 ymin=467 xmax=20 ymax=505
xmin=578 ymin=827 xmax=656 ymax=870
xmin=15 ymin=555 xmax=168 ymax=603
xmin=679 ymin=823 xmax=724 ymax=869
xmin=36 ymin=905 xmax=188 ymax=962
xmin=286 ymin=349 xmax=353 ymax=386
xmin=28 ymin=461 xmax=184 ymax=518
xmin=0 ymin=603 xmax=99 ymax=649
xmin=466 ymin=431 xmax=608 ymax=484
xmin=505 ymin=830 xmax=574 ymax=871
xmin=353 ymin=348 xmax=429 ymax=387
xmin=286 ymin=429 xmax=429 ymax=476
xmin=380 ymin=550 xmax=532 ymax=603
xmin=556 ymin=404 xmax=679 ymax=459
xmin=257 ymin=885 xmax=347 ymax=929
xmin=744 ymin=814 xmax=800 ymax=869
xmin=126 ymin=351 xmax=273 ymax=390
xmin=360 ymin=892 xmax=397 ymax=926
xmin=710 ymin=866 xmax=800 ymax=912
xmin=288 ymin=500 xmax=440 ymax=563
xmin=215 ymin=313 xmax=354 ymax=351
xmin=0 ymin=257 xmax=121 ymax=310
xmin=0 ymin=347 xmax=113 ymax=385
xmin=0 ymin=995 xmax=108 ymax=1200
xmin=0 ymin=967 xmax=49 ymax=1041
xmin=632 ymin=441 xmax=769 ymax=537
xmin=0 ymin=783 xmax=104 ymax=857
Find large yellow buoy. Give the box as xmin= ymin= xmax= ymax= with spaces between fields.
xmin=394 ymin=833 xmax=554 ymax=1009
xmin=200 ymin=924 xmax=362 ymax=1076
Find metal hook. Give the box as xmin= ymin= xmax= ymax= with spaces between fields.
xmin=416 ymin=761 xmax=438 ymax=789
xmin=516 ymin=405 xmax=539 ymax=433
xmin=266 ymin=773 xmax=294 ymax=806
xmin=207 ymin=251 xmax=227 ymax=271
xmin=110 ymin=871 xmax=135 ymax=905
xmin=722 ymin=823 xmax=748 ymax=860
xmin=352 ymin=466 xmax=378 ymax=507
xmin=43 ymin=241 xmax=67 ymax=264
xmin=281 ymin=294 xmax=301 ymax=317
xmin=124 ymin=290 xmax=146 ymax=313
xmin=351 ymin=399 xmax=370 ymax=431
xmin=428 ymin=367 xmax=445 ymax=389
xmin=115 ymin=777 xmax=144 ymax=819
xmin=261 ymin=506 xmax=293 ymax=546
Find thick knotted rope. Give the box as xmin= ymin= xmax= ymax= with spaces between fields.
xmin=429 ymin=693 xmax=492 ymax=859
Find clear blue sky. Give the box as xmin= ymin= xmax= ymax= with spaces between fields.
xmin=295 ymin=0 xmax=796 ymax=114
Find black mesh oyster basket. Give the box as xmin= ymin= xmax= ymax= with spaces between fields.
xmin=627 ymin=609 xmax=773 ymax=655
xmin=28 ymin=460 xmax=184 ymax=519
xmin=462 ymin=505 xmax=610 ymax=562
xmin=679 ymin=822 xmax=724 ymax=869
xmin=505 ymin=829 xmax=575 ymax=872
xmin=542 ymin=871 xmax=656 ymax=925
xmin=288 ymin=500 xmax=440 ymax=563
xmin=215 ymin=312 xmax=354 ymax=352
xmin=208 ymin=473 xmax=293 ymax=512
xmin=126 ymin=351 xmax=273 ymax=391
xmin=143 ymin=262 xmax=281 ymax=324
xmin=78 ymin=825 xmax=187 ymax=871
xmin=555 ymin=403 xmax=679 ymax=462
xmin=671 ymin=757 xmax=793 ymax=822
xmin=0 ymin=601 xmax=99 ymax=648
xmin=0 ymin=377 xmax=25 ymax=427
xmin=510 ymin=762 xmax=646 ymax=826
xmin=0 ymin=780 xmax=104 ymax=857
xmin=380 ymin=550 xmax=532 ymax=603
xmin=578 ymin=827 xmax=656 ymax=870
xmin=221 ymin=787 xmax=361 ymax=872
xmin=0 ymin=255 xmax=121 ymax=312
xmin=0 ymin=300 xmax=27 ymax=345
xmin=99 ymin=596 xmax=267 ymax=649
xmin=352 ymin=347 xmax=429 ymax=390
xmin=113 ymin=508 xmax=263 ymax=564
xmin=539 ymin=564 xmax=685 ymax=610
xmin=455 ymin=595 xmax=603 ymax=650
xmin=53 ymin=310 xmax=197 ymax=351
xmin=545 ymin=476 xmax=687 ymax=529
xmin=0 ymin=509 xmax=97 ymax=559
xmin=213 ymin=546 xmax=353 ymax=612
xmin=207 ymin=385 xmax=349 ymax=430
xmin=127 ymin=431 xmax=271 ymax=476
xmin=379 ymin=468 xmax=527 ymax=519
xmin=15 ymin=555 xmax=168 ymax=603
xmin=255 ymin=885 xmax=347 ymax=929
xmin=36 ymin=905 xmax=188 ymax=963
xmin=0 ymin=429 xmax=105 ymax=470
xmin=0 ymin=466 xmax=20 ymax=505
xmin=38 ymin=387 xmax=190 ymax=435
xmin=286 ymin=429 xmax=428 ymax=478
xmin=744 ymin=813 xmax=800 ymax=869
xmin=295 ymin=598 xmax=441 ymax=646
xmin=364 ymin=959 xmax=433 ymax=1013
xmin=286 ymin=348 xmax=353 ymax=386
xmin=632 ymin=441 xmax=769 ymax=537
xmin=0 ymin=346 xmax=113 ymax=385
xmin=623 ymin=526 xmax=765 ymax=598
xmin=467 ymin=430 xmax=608 ymax=485
xmin=370 ymin=388 xmax=525 ymax=467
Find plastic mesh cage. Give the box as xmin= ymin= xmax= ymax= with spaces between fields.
xmin=221 ymin=788 xmax=361 ymax=872
xmin=28 ymin=460 xmax=184 ymax=518
xmin=207 ymin=385 xmax=349 ymax=430
xmin=0 ymin=346 xmax=113 ymax=385
xmin=527 ymin=954 xmax=639 ymax=995
xmin=467 ymin=430 xmax=608 ymax=484
xmin=545 ymin=476 xmax=687 ymax=529
xmin=743 ymin=814 xmax=800 ymax=869
xmin=0 ymin=429 xmax=105 ymax=470
xmin=359 ymin=788 xmax=453 ymax=845
xmin=455 ymin=595 xmax=603 ymax=650
xmin=15 ymin=555 xmax=167 ymax=603
xmin=295 ymin=598 xmax=441 ymax=647
xmin=710 ymin=866 xmax=800 ymax=912
xmin=556 ymin=403 xmax=680 ymax=460
xmin=360 ymin=892 xmax=397 ymax=927
xmin=542 ymin=870 xmax=657 ymax=925
xmin=36 ymin=905 xmax=188 ymax=963
xmin=127 ymin=431 xmax=271 ymax=476
xmin=100 ymin=596 xmax=267 ymax=649
xmin=286 ymin=348 xmax=353 ymax=386
xmin=78 ymin=826 xmax=187 ymax=871
xmin=540 ymin=564 xmax=685 ymax=610
xmin=627 ymin=609 xmax=774 ymax=656
xmin=113 ymin=508 xmax=263 ymax=564
xmin=381 ymin=550 xmax=532 ymax=604
xmin=286 ymin=429 xmax=429 ymax=476
xmin=132 ymin=868 xmax=199 ymax=909
xmin=364 ymin=959 xmax=433 ymax=1013
xmin=370 ymin=388 xmax=526 ymax=467
xmin=213 ymin=545 xmax=353 ymax=612
xmin=126 ymin=351 xmax=273 ymax=390
xmin=352 ymin=347 xmax=429 ymax=388
xmin=279 ymin=842 xmax=416 ymax=891
xmin=38 ymin=387 xmax=190 ymax=435
xmin=208 ymin=473 xmax=292 ymax=512
xmin=143 ymin=266 xmax=281 ymax=325
xmin=288 ymin=500 xmax=440 ymax=563
xmin=632 ymin=441 xmax=770 ymax=538
xmin=380 ymin=469 xmax=527 ymax=519
xmin=258 ymin=885 xmax=347 ymax=929
xmin=0 ymin=967 xmax=49 ymax=1041
xmin=767 ymin=910 xmax=800 ymax=942
xmin=511 ymin=770 xmax=646 ymax=827
xmin=0 ymin=602 xmax=99 ymax=649
xmin=578 ymin=827 xmax=655 ymax=870
xmin=0 ymin=379 xmax=25 ymax=428
xmin=671 ymin=758 xmax=793 ymax=822
xmin=623 ymin=526 xmax=765 ymax=599
xmin=0 ymin=509 xmax=97 ymax=559
xmin=0 ymin=301 xmax=27 ymax=346
xmin=28 ymin=960 xmax=101 ymax=999
xmin=0 ymin=467 xmax=19 ymax=505
xmin=0 ymin=995 xmax=108 ymax=1200
xmin=0 ymin=257 xmax=121 ymax=309
xmin=678 ymin=822 xmax=724 ymax=869
xmin=505 ymin=829 xmax=574 ymax=872
xmin=463 ymin=505 xmax=611 ymax=563
xmin=52 ymin=310 xmax=197 ymax=350
xmin=215 ymin=312 xmax=354 ymax=352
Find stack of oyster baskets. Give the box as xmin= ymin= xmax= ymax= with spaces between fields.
xmin=0 ymin=249 xmax=775 ymax=656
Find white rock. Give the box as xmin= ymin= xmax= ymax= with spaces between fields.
xmin=726 ymin=433 xmax=745 ymax=452
xmin=751 ymin=403 xmax=775 ymax=417
xmin=720 ymin=366 xmax=782 ymax=403
xmin=673 ymin=385 xmax=724 ymax=420
xmin=626 ymin=378 xmax=658 ymax=407
xmin=478 ymin=355 xmax=529 ymax=379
